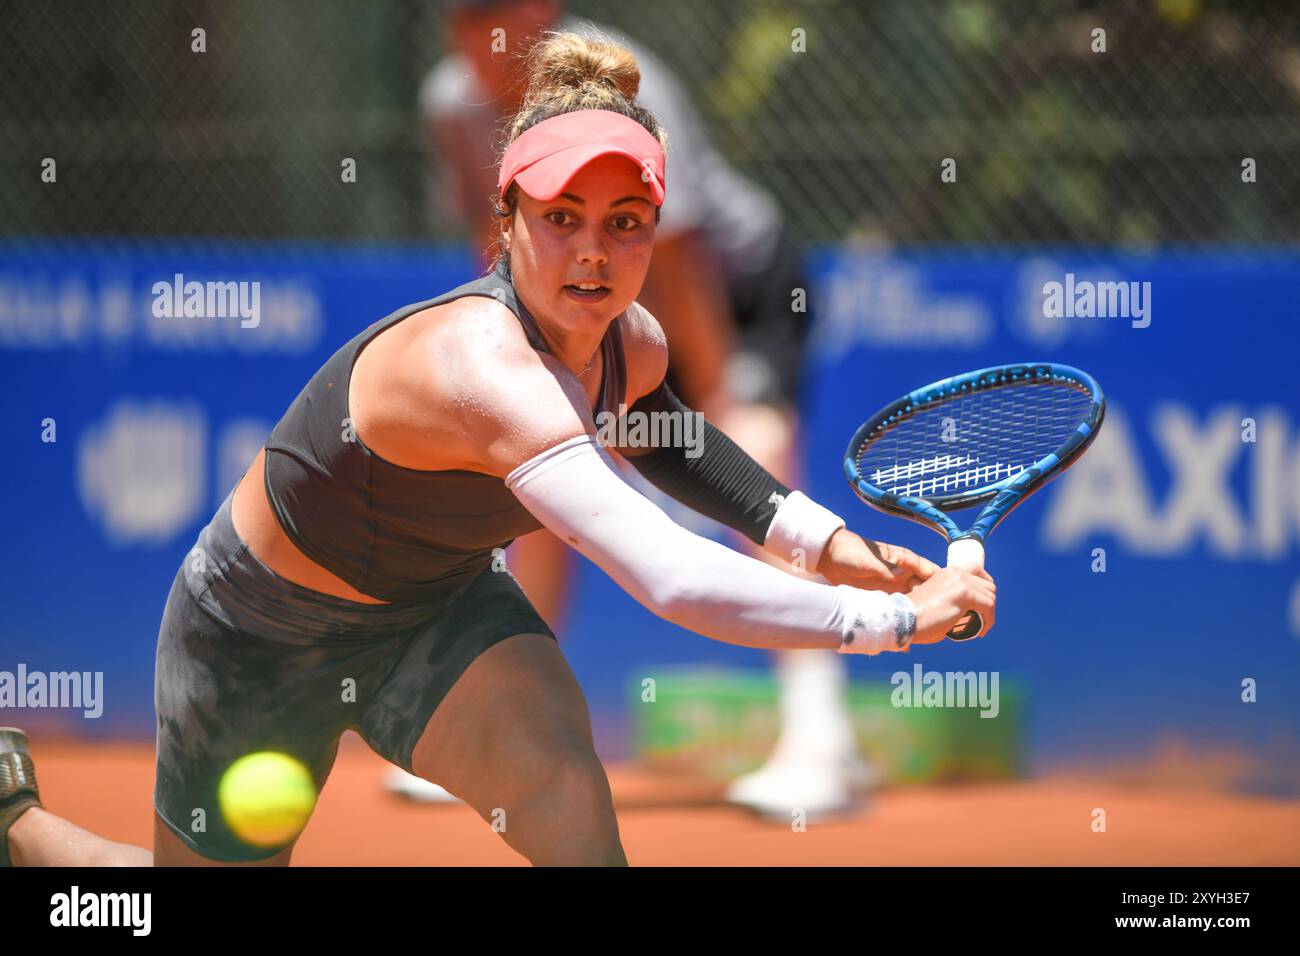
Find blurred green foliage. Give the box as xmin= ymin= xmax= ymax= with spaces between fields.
xmin=2 ymin=0 xmax=1297 ymax=245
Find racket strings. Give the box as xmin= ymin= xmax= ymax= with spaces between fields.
xmin=855 ymin=380 xmax=1092 ymax=501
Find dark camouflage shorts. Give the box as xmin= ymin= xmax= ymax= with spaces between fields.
xmin=153 ymin=489 xmax=554 ymax=862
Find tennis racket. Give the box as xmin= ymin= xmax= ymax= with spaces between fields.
xmin=843 ymin=362 xmax=1105 ymax=641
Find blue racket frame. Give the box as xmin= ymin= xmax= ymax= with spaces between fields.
xmin=843 ymin=362 xmax=1106 ymax=547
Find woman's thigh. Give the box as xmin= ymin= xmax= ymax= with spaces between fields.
xmin=410 ymin=632 xmax=596 ymax=802
xmin=407 ymin=633 xmax=623 ymax=863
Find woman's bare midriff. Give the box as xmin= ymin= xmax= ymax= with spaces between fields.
xmin=228 ymin=299 xmax=609 ymax=607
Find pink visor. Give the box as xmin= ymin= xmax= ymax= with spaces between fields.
xmin=498 ymin=109 xmax=666 ymax=207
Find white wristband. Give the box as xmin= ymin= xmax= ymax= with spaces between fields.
xmin=834 ymin=588 xmax=917 ymax=655
xmin=763 ymin=490 xmax=846 ymax=573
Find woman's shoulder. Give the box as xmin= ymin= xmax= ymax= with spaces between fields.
xmin=414 ymin=293 xmax=579 ymax=411
xmin=419 ymin=292 xmax=538 ymax=369
xmin=619 ymin=302 xmax=669 ymax=403
xmin=394 ymin=294 xmax=588 ymax=476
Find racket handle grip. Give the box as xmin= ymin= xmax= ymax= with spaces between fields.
xmin=945 ymin=538 xmax=985 ymax=642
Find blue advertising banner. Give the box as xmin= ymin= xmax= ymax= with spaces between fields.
xmin=1 ymin=241 xmax=1296 ymax=770
xmin=0 ymin=240 xmax=481 ymax=739
xmin=797 ymin=248 xmax=1300 ymax=769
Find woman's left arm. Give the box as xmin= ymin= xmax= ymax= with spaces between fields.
xmin=615 ymin=379 xmax=937 ymax=593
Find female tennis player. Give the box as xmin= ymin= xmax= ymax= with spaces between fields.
xmin=0 ymin=32 xmax=995 ymax=867
xmin=409 ymin=2 xmax=872 ymax=820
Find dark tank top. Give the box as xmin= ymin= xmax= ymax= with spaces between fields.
xmin=262 ymin=259 xmax=628 ymax=605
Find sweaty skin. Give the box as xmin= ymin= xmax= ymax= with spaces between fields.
xmin=230 ymin=152 xmax=985 ymax=637
xmin=232 ymin=156 xmax=667 ymax=605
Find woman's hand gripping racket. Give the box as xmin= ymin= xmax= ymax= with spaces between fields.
xmin=843 ymin=363 xmax=1106 ymax=641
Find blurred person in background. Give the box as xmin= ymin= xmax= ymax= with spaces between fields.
xmin=387 ymin=0 xmax=877 ymax=819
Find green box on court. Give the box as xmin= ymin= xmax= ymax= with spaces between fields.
xmin=630 ymin=666 xmax=1026 ymax=783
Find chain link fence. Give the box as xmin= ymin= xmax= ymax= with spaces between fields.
xmin=3 ymin=0 xmax=1299 ymax=246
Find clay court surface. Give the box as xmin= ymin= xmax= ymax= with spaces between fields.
xmin=22 ymin=733 xmax=1300 ymax=866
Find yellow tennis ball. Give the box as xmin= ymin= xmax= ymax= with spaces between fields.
xmin=218 ymin=751 xmax=317 ymax=848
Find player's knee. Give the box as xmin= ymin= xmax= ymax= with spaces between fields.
xmin=521 ymin=749 xmax=614 ymax=824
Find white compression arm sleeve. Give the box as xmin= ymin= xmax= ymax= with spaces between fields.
xmin=504 ymin=435 xmax=915 ymax=654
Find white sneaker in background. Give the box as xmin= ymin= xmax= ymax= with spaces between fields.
xmin=725 ymin=648 xmax=880 ymax=820
xmin=383 ymin=766 xmax=463 ymax=804
xmin=725 ymin=755 xmax=862 ymax=821
xmin=842 ymin=751 xmax=883 ymax=793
